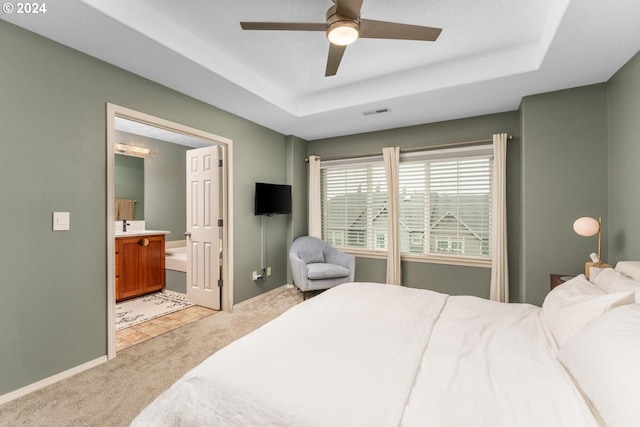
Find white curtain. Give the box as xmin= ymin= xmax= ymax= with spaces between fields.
xmin=308 ymin=155 xmax=322 ymax=238
xmin=383 ymin=147 xmax=401 ymax=285
xmin=490 ymin=133 xmax=509 ymax=302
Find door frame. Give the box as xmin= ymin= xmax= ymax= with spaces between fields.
xmin=106 ymin=103 xmax=234 ymax=359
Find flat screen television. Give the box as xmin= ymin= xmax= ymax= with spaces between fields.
xmin=254 ymin=182 xmax=292 ymax=216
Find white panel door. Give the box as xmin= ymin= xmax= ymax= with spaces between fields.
xmin=186 ymin=146 xmax=221 ymax=310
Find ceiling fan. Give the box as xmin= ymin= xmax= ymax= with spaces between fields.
xmin=240 ymin=0 xmax=442 ymax=77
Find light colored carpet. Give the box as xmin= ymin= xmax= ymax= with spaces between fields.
xmin=0 ymin=286 xmax=302 ymax=427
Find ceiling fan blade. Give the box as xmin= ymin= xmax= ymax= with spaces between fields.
xmin=325 ymin=44 xmax=347 ymax=77
xmin=335 ymin=0 xmax=363 ymax=19
xmin=359 ymin=19 xmax=442 ymax=41
xmin=240 ymin=22 xmax=326 ymax=31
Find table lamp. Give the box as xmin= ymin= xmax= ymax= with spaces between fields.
xmin=573 ymin=216 xmax=602 ymax=267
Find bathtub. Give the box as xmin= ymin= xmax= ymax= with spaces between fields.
xmin=165 ymin=246 xmax=187 ymax=272
xmin=165 ymin=245 xmax=187 ymax=294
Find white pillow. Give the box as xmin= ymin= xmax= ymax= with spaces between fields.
xmin=542 ymin=276 xmax=635 ymax=348
xmin=587 ymin=267 xmax=604 ymax=282
xmin=593 ymin=267 xmax=617 ymax=291
xmin=558 ymin=304 xmax=640 ymax=427
xmin=615 ymin=261 xmax=640 ymax=281
xmin=594 ymin=268 xmax=640 ymax=298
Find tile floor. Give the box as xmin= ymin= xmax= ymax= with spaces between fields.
xmin=116 ymin=305 xmax=216 ymax=352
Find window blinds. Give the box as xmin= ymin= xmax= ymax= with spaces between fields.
xmin=398 ymin=156 xmax=492 ymax=257
xmin=320 ymin=145 xmax=493 ymax=259
xmin=321 ymin=162 xmax=387 ymax=250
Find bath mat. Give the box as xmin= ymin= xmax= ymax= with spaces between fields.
xmin=116 ymin=292 xmax=193 ymax=331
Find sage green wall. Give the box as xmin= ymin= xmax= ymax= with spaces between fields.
xmin=143 ymin=137 xmax=189 ymax=242
xmin=115 ymin=130 xmax=191 ymax=240
xmin=236 ymin=132 xmax=291 ymax=302
xmin=520 ymin=84 xmax=609 ymax=305
xmin=307 ymin=112 xmax=521 ymax=298
xmin=607 ymin=51 xmax=640 ymax=262
xmin=114 ymin=155 xmax=145 ymax=220
xmin=0 ymin=21 xmax=290 ymax=396
xmin=286 ymin=135 xmax=309 ymax=284
xmin=309 ymin=86 xmax=612 ymax=305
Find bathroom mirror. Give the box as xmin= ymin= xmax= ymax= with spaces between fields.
xmin=115 ymin=153 xmax=144 ymax=221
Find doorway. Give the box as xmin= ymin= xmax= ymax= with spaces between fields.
xmin=106 ymin=104 xmax=234 ymax=359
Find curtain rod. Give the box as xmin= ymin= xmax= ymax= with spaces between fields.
xmin=305 ymin=135 xmax=512 ymax=162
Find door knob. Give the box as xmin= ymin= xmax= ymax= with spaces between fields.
xmin=138 ymin=238 xmax=149 ymax=247
xmin=184 ymin=232 xmax=192 ymax=237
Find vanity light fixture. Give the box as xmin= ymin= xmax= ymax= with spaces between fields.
xmin=114 ymin=143 xmax=151 ymax=158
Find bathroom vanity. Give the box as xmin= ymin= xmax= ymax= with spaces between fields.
xmin=115 ymin=231 xmax=168 ymax=301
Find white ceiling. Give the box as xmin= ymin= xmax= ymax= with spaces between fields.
xmin=3 ymin=0 xmax=640 ymax=140
xmin=115 ymin=117 xmax=212 ymax=148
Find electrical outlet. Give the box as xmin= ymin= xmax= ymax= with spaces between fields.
xmin=266 ymin=267 xmax=272 ymax=276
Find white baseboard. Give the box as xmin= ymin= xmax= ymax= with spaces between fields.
xmin=233 ymin=284 xmax=294 ymax=310
xmin=0 ymin=356 xmax=108 ymax=405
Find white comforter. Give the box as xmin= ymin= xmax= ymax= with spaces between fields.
xmin=400 ymin=295 xmax=599 ymax=427
xmin=132 ymin=283 xmax=599 ymax=427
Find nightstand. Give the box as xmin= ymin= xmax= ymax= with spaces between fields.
xmin=550 ymin=274 xmax=574 ymax=290
xmin=585 ymin=262 xmax=611 ymax=280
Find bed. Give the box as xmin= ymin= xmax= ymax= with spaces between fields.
xmin=131 ymin=263 xmax=640 ymax=427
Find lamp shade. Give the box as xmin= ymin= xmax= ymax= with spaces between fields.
xmin=573 ymin=217 xmax=600 ymax=237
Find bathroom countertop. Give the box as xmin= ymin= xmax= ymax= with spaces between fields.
xmin=115 ymin=230 xmax=171 ymax=238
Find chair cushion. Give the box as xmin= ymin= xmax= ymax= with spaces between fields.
xmin=299 ymin=250 xmax=325 ymax=264
xmin=307 ymin=263 xmax=350 ymax=280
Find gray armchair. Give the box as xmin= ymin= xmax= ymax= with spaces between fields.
xmin=289 ymin=236 xmax=355 ymax=299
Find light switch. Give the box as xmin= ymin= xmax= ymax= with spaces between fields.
xmin=53 ymin=212 xmax=70 ymax=231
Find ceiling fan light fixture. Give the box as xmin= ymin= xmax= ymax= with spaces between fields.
xmin=241 ymin=0 xmax=442 ymax=76
xmin=327 ymin=20 xmax=359 ymax=46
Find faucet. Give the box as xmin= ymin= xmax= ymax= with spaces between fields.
xmin=122 ymin=219 xmax=130 ymax=232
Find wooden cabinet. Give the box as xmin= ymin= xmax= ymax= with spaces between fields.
xmin=116 ymin=234 xmax=165 ymax=301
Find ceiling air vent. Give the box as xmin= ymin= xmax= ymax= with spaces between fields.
xmin=362 ymin=108 xmax=391 ymax=116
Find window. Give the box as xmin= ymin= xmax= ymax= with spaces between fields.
xmin=326 ymin=230 xmax=344 ymax=246
xmin=435 ymin=239 xmax=465 ymax=254
xmin=399 ymin=147 xmax=493 ymax=259
xmin=320 ymin=160 xmax=387 ymax=252
xmin=409 ymin=233 xmax=422 ymax=247
xmin=320 ymin=145 xmax=493 ymax=261
xmin=451 ymin=240 xmax=464 ymax=254
xmin=375 ymin=232 xmax=387 ymax=249
xmin=436 ymin=239 xmax=450 ymax=253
